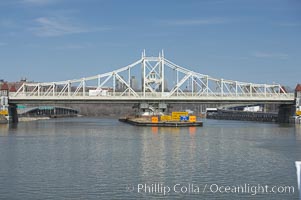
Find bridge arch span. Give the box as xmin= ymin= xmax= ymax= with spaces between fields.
xmin=10 ymin=51 xmax=294 ymax=103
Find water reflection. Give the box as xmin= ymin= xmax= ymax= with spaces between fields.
xmin=0 ymin=124 xmax=8 ymax=135
xmin=0 ymin=118 xmax=300 ymax=199
xmin=151 ymin=127 xmax=158 ymax=134
xmin=188 ymin=127 xmax=196 ymax=135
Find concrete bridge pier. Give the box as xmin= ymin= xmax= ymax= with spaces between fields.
xmin=8 ymin=104 xmax=18 ymax=123
xmin=278 ymin=104 xmax=295 ymax=123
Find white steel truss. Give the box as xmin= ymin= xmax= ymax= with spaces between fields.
xmin=12 ymin=51 xmax=292 ymax=100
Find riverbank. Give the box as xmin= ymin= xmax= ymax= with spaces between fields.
xmin=18 ymin=117 xmax=51 ymax=122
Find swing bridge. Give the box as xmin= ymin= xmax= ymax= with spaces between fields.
xmin=8 ymin=51 xmax=294 ymax=105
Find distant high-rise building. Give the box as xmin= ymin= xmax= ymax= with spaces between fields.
xmin=130 ymin=76 xmax=138 ymax=91
xmin=115 ymin=76 xmax=126 ymax=91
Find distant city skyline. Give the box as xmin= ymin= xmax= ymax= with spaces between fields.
xmin=0 ymin=0 xmax=300 ymax=88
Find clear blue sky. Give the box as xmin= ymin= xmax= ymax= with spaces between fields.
xmin=0 ymin=0 xmax=300 ymax=88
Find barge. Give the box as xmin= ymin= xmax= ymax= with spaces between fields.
xmin=119 ymin=117 xmax=203 ymax=127
xmin=120 ymin=103 xmax=203 ymax=127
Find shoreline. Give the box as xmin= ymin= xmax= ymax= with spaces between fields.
xmin=18 ymin=117 xmax=51 ymax=122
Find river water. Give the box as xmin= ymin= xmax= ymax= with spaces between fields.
xmin=0 ymin=118 xmax=300 ymax=199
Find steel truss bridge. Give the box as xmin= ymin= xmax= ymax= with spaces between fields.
xmin=10 ymin=51 xmax=294 ymax=104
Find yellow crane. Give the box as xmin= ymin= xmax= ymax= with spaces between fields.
xmin=0 ymin=109 xmax=8 ymax=116
xmin=297 ymin=107 xmax=301 ymax=116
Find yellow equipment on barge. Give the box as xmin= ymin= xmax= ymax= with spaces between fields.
xmin=296 ymin=106 xmax=301 ymax=116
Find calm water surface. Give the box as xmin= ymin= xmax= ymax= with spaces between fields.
xmin=0 ymin=118 xmax=300 ymax=199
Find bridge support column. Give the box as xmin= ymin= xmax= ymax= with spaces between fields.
xmin=8 ymin=104 xmax=18 ymax=123
xmin=278 ymin=104 xmax=295 ymax=123
xmin=138 ymin=102 xmax=168 ymax=115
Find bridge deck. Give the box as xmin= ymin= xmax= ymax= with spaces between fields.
xmin=9 ymin=94 xmax=295 ymax=104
